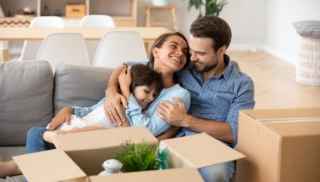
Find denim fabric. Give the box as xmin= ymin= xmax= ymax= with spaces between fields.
xmin=199 ymin=162 xmax=234 ymax=182
xmin=25 ymin=127 xmax=54 ymax=153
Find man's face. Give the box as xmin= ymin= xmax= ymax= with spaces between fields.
xmin=189 ymin=35 xmax=218 ymax=73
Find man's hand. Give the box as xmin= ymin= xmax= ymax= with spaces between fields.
xmin=47 ymin=107 xmax=73 ymax=130
xmin=104 ymin=91 xmax=128 ymax=126
xmin=157 ymin=98 xmax=189 ymax=127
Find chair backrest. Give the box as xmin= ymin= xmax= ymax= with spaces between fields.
xmin=93 ymin=31 xmax=147 ymax=68
xmin=80 ymin=15 xmax=115 ymax=28
xmin=0 ymin=4 xmax=4 ymax=17
xmin=80 ymin=15 xmax=116 ymax=62
xmin=30 ymin=16 xmax=65 ymax=28
xmin=36 ymin=33 xmax=90 ymax=73
xmin=19 ymin=16 xmax=64 ymax=61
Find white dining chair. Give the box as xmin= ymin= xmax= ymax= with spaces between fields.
xmin=93 ymin=31 xmax=147 ymax=68
xmin=18 ymin=16 xmax=64 ymax=61
xmin=36 ymin=33 xmax=90 ymax=73
xmin=80 ymin=15 xmax=116 ymax=63
xmin=80 ymin=15 xmax=115 ymax=28
xmin=0 ymin=4 xmax=4 ymax=17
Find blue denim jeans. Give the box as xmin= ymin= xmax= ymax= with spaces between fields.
xmin=25 ymin=127 xmax=55 ymax=153
xmin=199 ymin=162 xmax=234 ymax=182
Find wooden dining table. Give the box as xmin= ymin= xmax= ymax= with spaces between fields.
xmin=0 ymin=27 xmax=170 ymax=62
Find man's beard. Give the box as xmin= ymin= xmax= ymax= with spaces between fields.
xmin=192 ymin=61 xmax=218 ymax=73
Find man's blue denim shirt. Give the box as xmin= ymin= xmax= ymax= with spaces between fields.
xmin=177 ymin=55 xmax=255 ymax=147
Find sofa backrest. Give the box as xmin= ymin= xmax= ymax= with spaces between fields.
xmin=0 ymin=61 xmax=112 ymax=146
xmin=54 ymin=64 xmax=112 ymax=114
xmin=0 ymin=61 xmax=54 ymax=146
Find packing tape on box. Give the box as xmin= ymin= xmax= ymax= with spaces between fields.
xmin=257 ymin=117 xmax=320 ymax=123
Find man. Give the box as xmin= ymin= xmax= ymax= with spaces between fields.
xmin=157 ymin=16 xmax=255 ymax=181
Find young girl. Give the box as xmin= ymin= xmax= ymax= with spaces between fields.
xmin=43 ymin=64 xmax=164 ymax=143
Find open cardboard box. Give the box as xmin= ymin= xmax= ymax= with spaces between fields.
xmin=235 ymin=108 xmax=320 ymax=182
xmin=14 ymin=127 xmax=244 ymax=182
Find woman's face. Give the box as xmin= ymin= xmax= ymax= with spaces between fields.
xmin=152 ymin=35 xmax=189 ymax=74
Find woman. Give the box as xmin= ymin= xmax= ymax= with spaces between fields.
xmin=104 ymin=32 xmax=191 ymax=139
xmin=0 ymin=32 xmax=191 ymax=177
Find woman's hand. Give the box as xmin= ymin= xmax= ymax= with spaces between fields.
xmin=118 ymin=65 xmax=132 ymax=99
xmin=104 ymin=90 xmax=128 ymax=126
xmin=47 ymin=107 xmax=73 ymax=130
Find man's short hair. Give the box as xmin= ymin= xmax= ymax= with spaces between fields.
xmin=190 ymin=16 xmax=232 ymax=51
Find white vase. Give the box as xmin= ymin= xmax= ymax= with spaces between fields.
xmin=296 ymin=37 xmax=320 ymax=86
xmin=152 ymin=0 xmax=169 ymax=6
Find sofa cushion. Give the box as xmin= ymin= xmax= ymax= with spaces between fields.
xmin=0 ymin=61 xmax=53 ymax=146
xmin=54 ymin=64 xmax=112 ymax=113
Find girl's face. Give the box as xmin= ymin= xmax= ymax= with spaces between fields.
xmin=153 ymin=35 xmax=189 ymax=74
xmin=133 ymin=84 xmax=158 ymax=109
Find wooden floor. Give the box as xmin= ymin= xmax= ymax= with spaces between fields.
xmin=228 ymin=51 xmax=320 ymax=109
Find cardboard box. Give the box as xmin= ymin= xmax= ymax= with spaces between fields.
xmin=14 ymin=127 xmax=244 ymax=182
xmin=235 ymin=108 xmax=320 ymax=182
xmin=65 ymin=4 xmax=86 ymax=18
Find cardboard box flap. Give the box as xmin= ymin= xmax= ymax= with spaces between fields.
xmin=56 ymin=127 xmax=158 ymax=151
xmin=241 ymin=109 xmax=320 ymax=137
xmin=265 ymin=122 xmax=320 ymax=137
xmin=243 ymin=108 xmax=320 ymax=120
xmin=13 ymin=149 xmax=86 ymax=182
xmin=162 ymin=133 xmax=244 ymax=168
xmin=88 ymin=168 xmax=203 ymax=182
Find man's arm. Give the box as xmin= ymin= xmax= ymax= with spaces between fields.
xmin=158 ymin=78 xmax=255 ymax=145
xmin=157 ymin=102 xmax=233 ymax=143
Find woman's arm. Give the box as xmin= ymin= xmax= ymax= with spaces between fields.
xmin=104 ymin=65 xmax=128 ymax=125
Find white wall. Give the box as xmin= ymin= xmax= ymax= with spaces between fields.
xmin=264 ymin=0 xmax=320 ymax=64
xmin=139 ymin=0 xmax=266 ymax=51
xmin=145 ymin=0 xmax=319 ymax=64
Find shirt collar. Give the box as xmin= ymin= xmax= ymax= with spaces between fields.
xmin=221 ymin=54 xmax=233 ymax=80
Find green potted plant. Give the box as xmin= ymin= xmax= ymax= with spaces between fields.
xmin=186 ymin=0 xmax=228 ymax=17
xmin=114 ymin=142 xmax=170 ymax=172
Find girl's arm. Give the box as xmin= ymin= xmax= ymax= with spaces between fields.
xmin=43 ymin=124 xmax=105 ymax=144
xmin=57 ymin=124 xmax=105 ymax=134
xmin=157 ymin=127 xmax=180 ymax=140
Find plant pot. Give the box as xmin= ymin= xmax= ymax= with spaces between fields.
xmin=152 ymin=0 xmax=169 ymax=6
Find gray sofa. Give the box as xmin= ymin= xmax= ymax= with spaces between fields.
xmin=0 ymin=60 xmax=112 ymax=161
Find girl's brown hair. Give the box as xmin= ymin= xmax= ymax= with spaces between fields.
xmin=130 ymin=64 xmax=163 ymax=96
